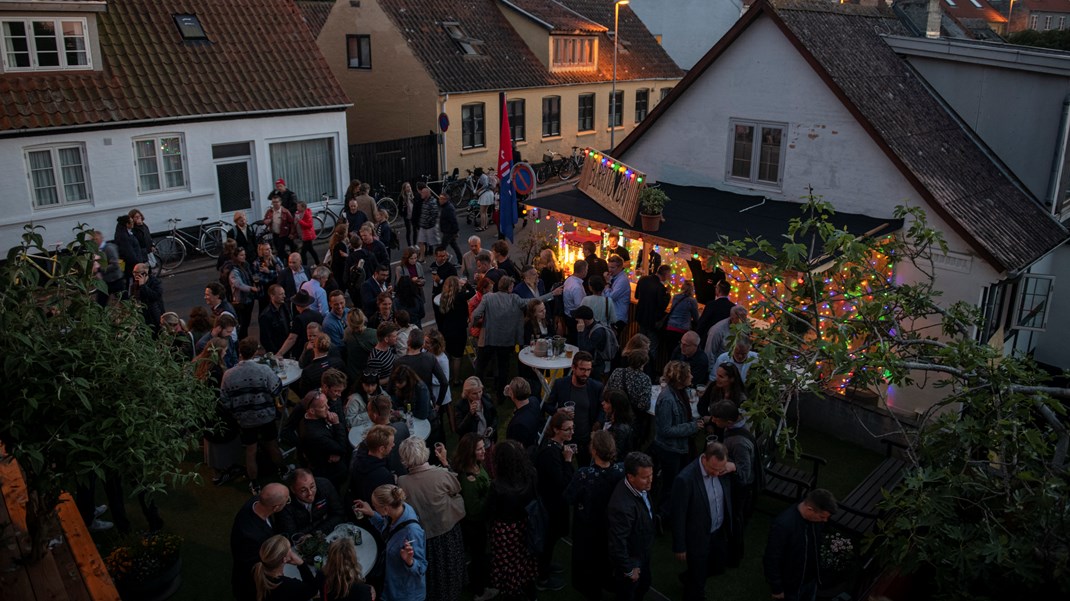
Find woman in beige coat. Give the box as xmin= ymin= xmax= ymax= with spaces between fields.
xmin=397 ymin=437 xmax=466 ymax=601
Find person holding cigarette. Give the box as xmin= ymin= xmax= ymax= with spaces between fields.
xmin=353 ymin=484 xmax=426 ymax=601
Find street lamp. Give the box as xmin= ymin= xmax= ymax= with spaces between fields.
xmin=611 ymin=0 xmax=629 ymax=152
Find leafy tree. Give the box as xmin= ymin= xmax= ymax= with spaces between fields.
xmin=1007 ymin=29 xmax=1070 ymax=52
xmin=0 ymin=225 xmax=216 ymax=561
xmin=706 ymin=194 xmax=1070 ymax=599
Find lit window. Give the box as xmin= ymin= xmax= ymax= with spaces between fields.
xmin=25 ymin=144 xmax=90 ymax=208
xmin=507 ymin=99 xmax=525 ymax=142
xmin=134 ymin=135 xmax=187 ymax=194
xmin=173 ymin=14 xmax=208 ymax=41
xmin=609 ymin=90 xmax=623 ymax=128
xmin=462 ymin=103 xmax=485 ymax=149
xmin=551 ymin=36 xmax=597 ymax=70
xmin=635 ymin=89 xmax=649 ymax=123
xmin=1 ymin=18 xmax=91 ymax=71
xmin=727 ymin=119 xmax=787 ymax=187
xmin=347 ymin=35 xmax=371 ymax=69
xmin=542 ymin=96 xmax=561 ymax=138
xmin=578 ymin=94 xmax=595 ymax=132
xmin=1013 ymin=274 xmax=1055 ymax=331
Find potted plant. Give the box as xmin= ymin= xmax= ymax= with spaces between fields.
xmin=638 ymin=187 xmax=670 ymax=232
xmin=105 ymin=532 xmax=183 ymax=600
xmin=817 ymin=531 xmax=857 ymax=595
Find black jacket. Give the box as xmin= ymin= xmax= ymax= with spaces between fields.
xmin=279 ymin=266 xmax=312 ymax=301
xmin=670 ymin=457 xmax=742 ymax=564
xmin=298 ymin=418 xmax=351 ymax=487
xmin=438 ymin=201 xmax=459 ymax=237
xmin=229 ymin=224 xmax=259 ymax=259
xmin=275 ymin=477 xmax=346 ymax=539
xmin=505 ymin=399 xmax=543 ymax=449
xmin=543 ymin=377 xmax=604 ymax=444
xmin=634 ymin=274 xmax=670 ymax=330
xmin=360 ymin=278 xmax=388 ymax=316
xmin=696 ymin=296 xmax=735 ymax=345
xmin=348 ymin=446 xmax=395 ymax=505
xmin=454 ymin=393 xmax=499 ymax=439
xmin=133 ymin=275 xmax=165 ymax=329
xmin=606 ymin=478 xmax=655 ymax=574
xmin=230 ymin=497 xmax=277 ymax=601
xmin=259 ymin=302 xmax=292 ymax=356
xmin=763 ymin=503 xmax=825 ymax=596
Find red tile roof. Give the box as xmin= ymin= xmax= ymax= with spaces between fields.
xmin=296 ymin=0 xmax=335 ymax=38
xmin=501 ymin=0 xmax=607 ymax=34
xmin=0 ymin=0 xmax=350 ymax=134
xmin=618 ymin=0 xmax=1068 ymax=273
xmin=377 ymin=0 xmax=682 ymax=94
xmin=943 ymin=0 xmax=1007 ymax=23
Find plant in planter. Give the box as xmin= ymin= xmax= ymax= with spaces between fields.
xmin=105 ymin=532 xmax=183 ymax=599
xmin=638 ymin=187 xmax=670 ymax=232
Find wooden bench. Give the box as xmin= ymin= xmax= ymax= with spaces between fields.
xmin=759 ymin=433 xmax=828 ymax=502
xmin=830 ymin=440 xmax=909 ymax=538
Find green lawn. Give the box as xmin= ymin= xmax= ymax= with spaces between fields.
xmin=90 ymin=402 xmax=882 ymax=601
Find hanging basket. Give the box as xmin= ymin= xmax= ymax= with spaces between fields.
xmin=640 ymin=212 xmax=663 ymax=232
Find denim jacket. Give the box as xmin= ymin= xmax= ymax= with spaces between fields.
xmin=370 ymin=503 xmax=427 ymax=601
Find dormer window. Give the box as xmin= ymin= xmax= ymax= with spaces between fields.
xmin=1 ymin=17 xmax=91 ymax=71
xmin=551 ymin=35 xmax=597 ymax=71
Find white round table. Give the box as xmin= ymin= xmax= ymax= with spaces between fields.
xmin=278 ymin=358 xmax=302 ymax=387
xmin=518 ymin=344 xmax=578 ymax=402
xmin=349 ymin=415 xmax=431 ymax=446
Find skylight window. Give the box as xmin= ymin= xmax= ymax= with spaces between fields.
xmin=443 ymin=22 xmax=481 ymax=55
xmin=174 ymin=14 xmax=207 ymax=41
xmin=969 ymin=0 xmax=983 ymax=7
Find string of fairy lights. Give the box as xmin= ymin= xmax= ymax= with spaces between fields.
xmin=523 ymin=205 xmax=897 ymax=392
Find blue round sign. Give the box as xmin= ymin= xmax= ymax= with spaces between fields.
xmin=513 ymin=162 xmax=536 ymax=196
xmin=438 ymin=112 xmax=450 ymax=132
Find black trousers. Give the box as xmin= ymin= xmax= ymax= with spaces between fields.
xmin=614 ymin=560 xmax=652 ymax=601
xmin=681 ymin=528 xmax=728 ymax=601
xmin=650 ymin=444 xmax=687 ymax=519
xmin=476 ymin=345 xmax=513 ymax=404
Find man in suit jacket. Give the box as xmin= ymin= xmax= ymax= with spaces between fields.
xmin=671 ymin=442 xmax=743 ymax=601
xmin=696 ymin=280 xmax=735 ymax=348
xmin=635 ymin=264 xmax=671 ymax=376
xmin=278 ymin=252 xmax=311 ymax=302
xmin=543 ymin=351 xmax=604 ymax=466
xmin=230 ymin=483 xmax=290 ymax=601
xmin=360 ymin=263 xmax=391 ymax=316
xmin=608 ymin=452 xmax=656 ymax=601
xmin=275 ymin=469 xmax=345 ymax=540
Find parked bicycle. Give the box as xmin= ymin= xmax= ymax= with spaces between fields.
xmin=535 ymin=150 xmax=575 ymax=184
xmin=313 ymin=189 xmax=401 ymax=239
xmin=153 ymin=217 xmax=228 ymax=271
xmin=372 ymin=183 xmax=400 ymax=227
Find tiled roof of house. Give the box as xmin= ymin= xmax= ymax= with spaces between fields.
xmin=1019 ymin=0 xmax=1070 ymax=14
xmin=618 ymin=0 xmax=1067 ymax=273
xmin=0 ymin=0 xmax=350 ymax=134
xmin=295 ymin=0 xmax=334 ymax=38
xmin=500 ymin=0 xmax=607 ymax=34
xmin=943 ymin=0 xmax=1006 ymax=23
xmin=377 ymin=0 xmax=682 ymax=94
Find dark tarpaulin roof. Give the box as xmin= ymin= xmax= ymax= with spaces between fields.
xmin=527 ymin=183 xmax=903 ymax=254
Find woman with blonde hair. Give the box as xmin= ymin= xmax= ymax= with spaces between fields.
xmin=353 ymin=484 xmax=427 ymax=601
xmin=328 ymin=222 xmax=350 ymax=286
xmin=322 ymin=538 xmax=374 ymax=601
xmin=651 ymin=360 xmax=705 ymax=518
xmin=160 ymin=311 xmax=194 ymax=360
xmin=344 ymin=309 xmax=377 ymax=382
xmin=397 ymin=437 xmax=467 ymax=601
xmin=251 ymin=535 xmax=319 ymax=601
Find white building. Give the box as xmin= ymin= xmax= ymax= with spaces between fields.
xmin=0 ymin=0 xmax=350 ymax=250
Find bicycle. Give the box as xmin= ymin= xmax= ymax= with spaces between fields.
xmin=313 ymin=193 xmax=344 ymax=240
xmin=535 ymin=150 xmax=573 ymax=184
xmin=563 ymin=146 xmax=584 ymax=179
xmin=372 ymin=184 xmax=400 ymax=227
xmin=153 ymin=217 xmax=229 ymax=271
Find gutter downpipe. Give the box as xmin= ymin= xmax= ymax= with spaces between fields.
xmin=1046 ymin=94 xmax=1070 ymax=216
xmin=440 ymin=93 xmax=449 ymax=179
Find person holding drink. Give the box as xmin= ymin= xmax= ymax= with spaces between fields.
xmin=533 ymin=410 xmax=577 ymax=591
xmin=352 ymin=484 xmax=427 ymax=601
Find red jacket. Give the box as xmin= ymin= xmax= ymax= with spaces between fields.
xmin=264 ymin=207 xmax=295 ymax=239
xmin=295 ymin=208 xmax=316 ymax=241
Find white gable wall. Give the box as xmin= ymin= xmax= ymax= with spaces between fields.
xmin=0 ymin=111 xmax=347 ymax=250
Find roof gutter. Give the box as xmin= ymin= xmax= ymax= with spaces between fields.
xmin=0 ymin=104 xmax=353 ymax=139
xmin=1046 ymin=94 xmax=1070 ymax=216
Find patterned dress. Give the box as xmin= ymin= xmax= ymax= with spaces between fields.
xmin=486 ymin=482 xmax=538 ymax=596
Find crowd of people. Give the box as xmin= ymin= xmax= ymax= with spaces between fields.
xmin=84 ymin=182 xmax=840 ymax=601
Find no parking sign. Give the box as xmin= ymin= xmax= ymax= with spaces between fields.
xmin=513 ymin=162 xmax=536 ymax=196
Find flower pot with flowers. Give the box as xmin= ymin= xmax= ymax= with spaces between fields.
xmin=105 ymin=532 xmax=183 ymax=601
xmin=818 ymin=531 xmax=858 ymax=593
xmin=638 ymin=187 xmax=670 ymax=232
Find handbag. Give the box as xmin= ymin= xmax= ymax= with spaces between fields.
xmin=655 ymin=297 xmax=679 ymax=330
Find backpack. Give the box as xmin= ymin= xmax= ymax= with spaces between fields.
xmin=347 ymin=258 xmax=367 ymax=302
xmin=724 ymin=427 xmax=765 ymax=494
xmin=524 ymin=497 xmax=549 ymax=555
xmin=591 ymin=321 xmax=619 ymax=362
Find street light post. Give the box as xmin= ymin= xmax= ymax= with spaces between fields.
xmin=611 ymin=0 xmax=629 ymax=152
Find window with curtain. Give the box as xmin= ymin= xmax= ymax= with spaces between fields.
xmin=134 ymin=135 xmax=186 ymax=194
xmin=462 ymin=103 xmax=485 ymax=149
xmin=26 ymin=144 xmax=90 ymax=208
xmin=1 ymin=17 xmax=90 ymax=71
xmin=269 ymin=137 xmax=337 ymax=205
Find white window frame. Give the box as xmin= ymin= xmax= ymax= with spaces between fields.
xmin=726 ymin=119 xmax=787 ymax=188
xmin=635 ymin=88 xmax=649 ymax=123
xmin=25 ymin=143 xmax=91 ymax=209
xmin=1031 ymin=15 xmax=1039 ymax=29
xmin=550 ymin=36 xmax=597 ymax=71
xmin=461 ymin=102 xmax=485 ymax=149
xmin=346 ymin=34 xmax=371 ymax=69
xmin=1012 ymin=274 xmax=1055 ymax=331
xmin=1045 ymin=15 xmax=1054 ymax=30
xmin=133 ymin=134 xmax=188 ymax=195
xmin=1 ymin=17 xmax=91 ymax=71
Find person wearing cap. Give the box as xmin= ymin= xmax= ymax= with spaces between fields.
xmin=270 ymin=178 xmax=298 ymax=214
xmin=277 ymin=290 xmax=324 ymax=359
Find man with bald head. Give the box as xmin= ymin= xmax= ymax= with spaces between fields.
xmin=230 ymin=483 xmax=290 ymax=601
xmin=671 ymin=330 xmax=709 ymax=386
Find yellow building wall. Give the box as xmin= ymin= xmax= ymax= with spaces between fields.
xmin=442 ymin=80 xmax=679 ymax=175
xmin=315 ymin=0 xmax=440 ymax=147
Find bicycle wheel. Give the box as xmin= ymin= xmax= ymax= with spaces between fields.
xmin=200 ymin=227 xmax=226 ymax=259
xmin=315 ymin=211 xmax=336 ymax=240
xmin=535 ymin=163 xmax=550 ymax=185
xmin=449 ymin=183 xmax=465 ymax=208
xmin=559 ymin=159 xmax=576 ymax=181
xmin=378 ymin=198 xmax=399 ymax=226
xmin=155 ymin=236 xmax=185 ymax=271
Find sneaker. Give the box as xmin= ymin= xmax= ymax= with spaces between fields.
xmin=89 ymin=519 xmax=114 ymax=532
xmin=93 ymin=504 xmax=108 ymax=519
xmin=249 ymin=481 xmax=262 ymax=496
xmin=212 ymin=470 xmax=235 ymax=486
xmin=535 ymin=576 xmax=565 ymax=591
xmin=474 ymin=588 xmax=500 ymax=601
